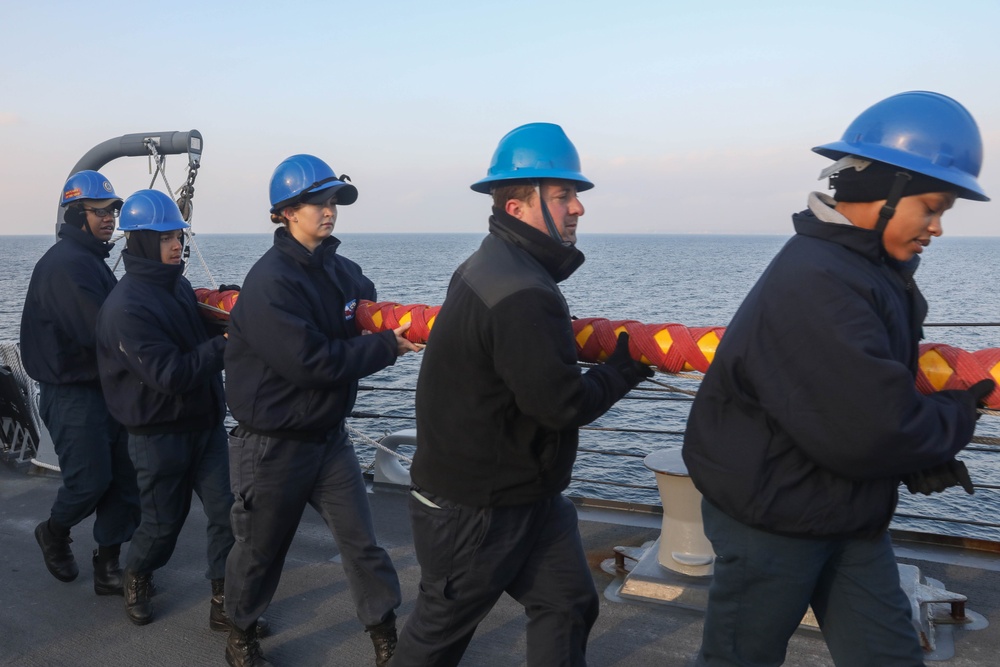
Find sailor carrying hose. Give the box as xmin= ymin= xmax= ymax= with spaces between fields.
xmin=93 ymin=189 xmax=258 ymax=637
xmin=683 ymin=91 xmax=994 ymax=667
xmin=222 ymin=154 xmax=422 ymax=667
xmin=393 ymin=123 xmax=654 ymax=667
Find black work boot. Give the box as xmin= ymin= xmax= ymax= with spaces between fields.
xmin=210 ymin=579 xmax=270 ymax=636
xmin=123 ymin=569 xmax=154 ymax=625
xmin=93 ymin=545 xmax=124 ymax=596
xmin=34 ymin=519 xmax=78 ymax=582
xmin=367 ymin=620 xmax=397 ymax=667
xmin=226 ymin=623 xmax=272 ymax=667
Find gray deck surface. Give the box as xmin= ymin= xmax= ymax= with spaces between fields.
xmin=2 ymin=461 xmax=998 ymax=666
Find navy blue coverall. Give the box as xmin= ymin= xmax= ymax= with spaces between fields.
xmin=20 ymin=223 xmax=139 ymax=548
xmin=95 ymin=251 xmax=232 ymax=580
xmin=223 ymin=227 xmax=401 ymax=632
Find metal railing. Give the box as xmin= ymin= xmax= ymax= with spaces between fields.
xmin=5 ymin=335 xmax=999 ymax=544
xmin=350 ymin=377 xmax=1000 ymax=545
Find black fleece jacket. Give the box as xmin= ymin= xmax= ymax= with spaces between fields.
xmin=411 ymin=211 xmax=637 ymax=507
xmin=682 ymin=209 xmax=981 ymax=538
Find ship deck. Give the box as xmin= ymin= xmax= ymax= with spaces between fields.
xmin=2 ymin=461 xmax=1000 ymax=666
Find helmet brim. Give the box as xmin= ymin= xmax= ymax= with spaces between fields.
xmin=141 ymin=220 xmax=191 ymax=232
xmin=300 ymin=181 xmax=358 ymax=206
xmin=470 ymin=170 xmax=595 ymax=194
xmin=81 ymin=198 xmax=124 ymax=209
xmin=814 ymin=142 xmax=989 ymax=202
xmin=270 ymin=180 xmax=358 ymax=213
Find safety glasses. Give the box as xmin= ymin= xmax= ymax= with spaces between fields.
xmin=82 ymin=206 xmax=120 ymax=219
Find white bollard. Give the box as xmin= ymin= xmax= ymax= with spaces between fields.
xmin=643 ymin=448 xmax=715 ymax=577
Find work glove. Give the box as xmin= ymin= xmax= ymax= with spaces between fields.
xmin=967 ymin=378 xmax=995 ymax=419
xmin=204 ymin=319 xmax=229 ymax=339
xmin=605 ymin=332 xmax=654 ymax=389
xmin=218 ymin=284 xmax=241 ymax=292
xmin=902 ymin=459 xmax=974 ymax=496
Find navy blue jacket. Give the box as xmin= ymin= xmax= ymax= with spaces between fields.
xmin=95 ymin=253 xmax=225 ymax=434
xmin=411 ymin=212 xmax=636 ymax=507
xmin=20 ymin=224 xmax=119 ymax=385
xmin=682 ymin=209 xmax=981 ymax=538
xmin=224 ymin=228 xmax=397 ymax=439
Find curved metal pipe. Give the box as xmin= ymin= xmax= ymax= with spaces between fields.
xmin=54 ymin=130 xmax=202 ymax=236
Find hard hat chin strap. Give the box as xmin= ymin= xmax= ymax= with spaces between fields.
xmin=874 ymin=171 xmax=913 ymax=235
xmin=535 ymin=183 xmax=571 ymax=247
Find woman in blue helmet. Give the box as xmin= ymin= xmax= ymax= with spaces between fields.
xmin=682 ymin=92 xmax=994 ymax=666
xmin=95 ymin=190 xmax=240 ymax=633
xmin=222 ymin=155 xmax=421 ymax=667
xmin=21 ymin=170 xmax=139 ymax=597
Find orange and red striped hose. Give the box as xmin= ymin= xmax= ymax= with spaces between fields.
xmin=354 ymin=300 xmax=1000 ymax=409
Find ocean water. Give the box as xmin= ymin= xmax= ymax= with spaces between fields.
xmin=4 ymin=231 xmax=1000 ymax=541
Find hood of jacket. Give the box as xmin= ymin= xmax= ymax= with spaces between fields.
xmin=121 ymin=250 xmax=185 ymax=287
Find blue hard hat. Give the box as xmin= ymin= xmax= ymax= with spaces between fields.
xmin=269 ymin=154 xmax=358 ymax=213
xmin=470 ymin=123 xmax=594 ymax=194
xmin=118 ymin=189 xmax=191 ymax=232
xmin=61 ymin=170 xmax=122 ymax=206
xmin=813 ymin=91 xmax=988 ymax=202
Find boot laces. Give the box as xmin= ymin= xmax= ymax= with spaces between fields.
xmin=370 ymin=628 xmax=397 ymax=662
xmin=130 ymin=573 xmax=151 ymax=597
xmin=240 ymin=633 xmax=264 ymax=661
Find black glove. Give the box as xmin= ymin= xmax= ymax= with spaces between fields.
xmin=605 ymin=332 xmax=654 ymax=389
xmin=968 ymin=379 xmax=995 ymax=402
xmin=203 ymin=319 xmax=229 ymax=339
xmin=957 ymin=380 xmax=996 ymax=419
xmin=902 ymin=458 xmax=974 ymax=496
xmin=218 ymin=284 xmax=241 ymax=292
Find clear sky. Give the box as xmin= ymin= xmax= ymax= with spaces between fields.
xmin=2 ymin=1 xmax=999 ymax=235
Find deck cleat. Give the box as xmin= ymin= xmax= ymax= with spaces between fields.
xmin=898 ymin=563 xmax=988 ymax=661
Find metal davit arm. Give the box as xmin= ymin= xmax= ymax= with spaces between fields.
xmin=54 ymin=130 xmax=203 ymax=236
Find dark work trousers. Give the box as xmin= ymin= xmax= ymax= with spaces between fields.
xmin=697 ymin=499 xmax=925 ymax=667
xmin=40 ymin=382 xmax=139 ymax=546
xmin=125 ymin=423 xmax=234 ymax=580
xmin=393 ymin=492 xmax=600 ymax=667
xmin=224 ymin=426 xmax=401 ymax=631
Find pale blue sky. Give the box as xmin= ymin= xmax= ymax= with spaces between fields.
xmin=2 ymin=1 xmax=998 ymax=235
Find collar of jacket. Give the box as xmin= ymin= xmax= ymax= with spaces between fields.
xmin=121 ymin=251 xmax=185 ymax=286
xmin=488 ymin=207 xmax=585 ymax=283
xmin=792 ymin=205 xmax=919 ymax=280
xmin=802 ymin=191 xmax=920 ymax=278
xmin=57 ymin=222 xmax=114 ymax=259
xmin=273 ymin=226 xmax=342 ymax=269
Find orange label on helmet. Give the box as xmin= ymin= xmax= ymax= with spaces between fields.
xmin=63 ymin=188 xmax=82 ymax=200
